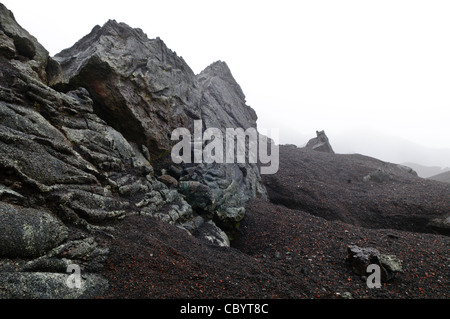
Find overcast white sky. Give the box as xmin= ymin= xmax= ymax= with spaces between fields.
xmin=3 ymin=0 xmax=450 ymax=167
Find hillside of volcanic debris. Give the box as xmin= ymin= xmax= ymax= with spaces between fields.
xmin=262 ymin=144 xmax=449 ymax=236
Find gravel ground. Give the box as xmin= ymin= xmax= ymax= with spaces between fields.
xmin=98 ymin=146 xmax=449 ymax=299
xmin=98 ymin=199 xmax=449 ymax=299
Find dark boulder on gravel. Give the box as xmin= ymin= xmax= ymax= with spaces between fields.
xmin=346 ymin=244 xmax=403 ymax=282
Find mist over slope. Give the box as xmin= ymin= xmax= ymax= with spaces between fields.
xmin=274 ymin=125 xmax=450 ymax=171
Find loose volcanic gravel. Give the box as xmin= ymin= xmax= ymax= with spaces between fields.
xmin=98 ymin=198 xmax=449 ymax=299
xmin=98 ymin=145 xmax=449 ymax=299
xmin=263 ymin=145 xmax=450 ymax=235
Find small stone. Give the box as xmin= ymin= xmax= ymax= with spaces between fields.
xmin=341 ymin=292 xmax=353 ymax=299
xmin=158 ymin=174 xmax=178 ymax=188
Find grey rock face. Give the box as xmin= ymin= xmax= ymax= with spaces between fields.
xmin=196 ymin=220 xmax=231 ymax=247
xmin=0 ymin=30 xmax=16 ymax=59
xmin=363 ymin=168 xmax=391 ymax=183
xmin=428 ymin=215 xmax=450 ymax=235
xmin=52 ymin=20 xmax=201 ymax=157
xmin=178 ymin=181 xmax=216 ymax=215
xmin=0 ymin=272 xmax=108 ymax=299
xmin=51 ymin=20 xmax=267 ymax=229
xmin=0 ymin=202 xmax=68 ymax=258
xmin=197 ymin=61 xmax=258 ymax=131
xmin=195 ymin=61 xmax=268 ymax=221
xmin=346 ymin=245 xmax=380 ymax=276
xmin=396 ymin=164 xmax=418 ymax=177
xmin=0 ymin=4 xmax=269 ymax=298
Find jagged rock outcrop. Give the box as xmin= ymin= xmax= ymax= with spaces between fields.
xmin=0 ymin=3 xmax=60 ymax=83
xmin=50 ymin=19 xmax=267 ymax=230
xmin=185 ymin=61 xmax=267 ymax=229
xmin=2 ymin=5 xmax=449 ymax=301
xmin=197 ymin=61 xmax=258 ymax=130
xmin=52 ymin=20 xmax=201 ymax=157
xmin=305 ymin=130 xmax=334 ymax=153
xmin=0 ymin=4 xmax=267 ymax=298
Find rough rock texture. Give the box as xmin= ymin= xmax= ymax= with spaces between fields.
xmin=193 ymin=61 xmax=267 ymax=226
xmin=52 ymin=20 xmax=200 ymax=157
xmin=51 ymin=20 xmax=267 ymax=230
xmin=363 ymin=168 xmax=392 ymax=183
xmin=0 ymin=202 xmax=68 ymax=258
xmin=346 ymin=245 xmax=380 ymax=276
xmin=0 ymin=272 xmax=108 ymax=299
xmin=0 ymin=5 xmax=267 ymax=298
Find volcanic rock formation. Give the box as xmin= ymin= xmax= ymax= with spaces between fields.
xmin=0 ymin=3 xmax=448 ymax=300
xmin=0 ymin=4 xmax=266 ymax=297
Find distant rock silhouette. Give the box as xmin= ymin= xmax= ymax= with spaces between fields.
xmin=305 ymin=130 xmax=335 ymax=153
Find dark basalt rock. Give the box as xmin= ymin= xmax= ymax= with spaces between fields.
xmin=51 ymin=20 xmax=267 ymax=229
xmin=0 ymin=202 xmax=68 ymax=258
xmin=0 ymin=4 xmax=268 ymax=298
xmin=52 ymin=20 xmax=200 ymax=158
